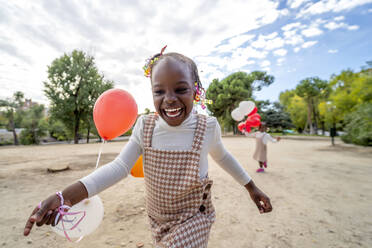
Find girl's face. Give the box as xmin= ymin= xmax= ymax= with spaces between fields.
xmin=259 ymin=125 xmax=267 ymax=132
xmin=151 ymin=58 xmax=195 ymax=126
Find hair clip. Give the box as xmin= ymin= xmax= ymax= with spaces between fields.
xmin=193 ymin=82 xmax=213 ymax=109
xmin=143 ymin=45 xmax=167 ymax=78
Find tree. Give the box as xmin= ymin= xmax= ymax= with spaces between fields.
xmin=328 ymin=69 xmax=372 ymax=122
xmin=19 ymin=104 xmax=47 ymax=145
xmin=279 ymin=90 xmax=307 ymax=132
xmin=44 ymin=50 xmax=113 ymax=144
xmin=260 ymin=102 xmax=292 ymax=131
xmin=341 ymin=103 xmax=372 ymax=146
xmin=295 ymin=77 xmax=329 ymax=134
xmin=206 ymin=71 xmax=274 ymax=133
xmin=0 ymin=91 xmax=25 ymax=145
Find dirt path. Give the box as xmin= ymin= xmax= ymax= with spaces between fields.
xmin=1 ymin=137 xmax=371 ymax=248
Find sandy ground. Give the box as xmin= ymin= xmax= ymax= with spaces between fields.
xmin=1 ymin=137 xmax=371 ymax=248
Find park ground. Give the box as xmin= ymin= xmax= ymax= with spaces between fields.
xmin=0 ymin=137 xmax=371 ymax=248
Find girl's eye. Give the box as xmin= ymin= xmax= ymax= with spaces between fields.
xmin=176 ymin=88 xmax=188 ymax=93
xmin=154 ymin=90 xmax=164 ymax=95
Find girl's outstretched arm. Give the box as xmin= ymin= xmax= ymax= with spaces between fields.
xmin=245 ymin=180 xmax=272 ymax=214
xmin=209 ymin=119 xmax=272 ymax=214
xmin=24 ymin=116 xmax=145 ymax=236
xmin=24 ymin=181 xmax=88 ymax=236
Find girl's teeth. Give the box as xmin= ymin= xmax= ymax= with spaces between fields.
xmin=164 ymin=108 xmax=182 ymax=118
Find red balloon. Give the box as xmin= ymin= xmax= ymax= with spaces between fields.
xmin=93 ymin=89 xmax=138 ymax=140
xmin=246 ymin=116 xmax=261 ymax=128
xmin=250 ymin=113 xmax=261 ymax=120
xmin=238 ymin=122 xmax=246 ymax=132
xmin=245 ymin=126 xmax=251 ymax=133
xmin=248 ymin=107 xmax=257 ymax=116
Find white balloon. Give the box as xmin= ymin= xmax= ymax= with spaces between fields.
xmin=231 ymin=108 xmax=244 ymax=121
xmin=51 ymin=195 xmax=104 ymax=238
xmin=239 ymin=101 xmax=255 ymax=115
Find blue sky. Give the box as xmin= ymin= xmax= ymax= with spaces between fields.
xmin=1 ymin=0 xmax=371 ymax=112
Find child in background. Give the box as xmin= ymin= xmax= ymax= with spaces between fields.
xmin=24 ymin=47 xmax=272 ymax=248
xmin=246 ymin=122 xmax=280 ymax=173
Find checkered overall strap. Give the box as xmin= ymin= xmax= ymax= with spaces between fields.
xmin=143 ymin=114 xmax=158 ymax=148
xmin=143 ymin=114 xmax=207 ymax=151
xmin=191 ymin=114 xmax=207 ymax=152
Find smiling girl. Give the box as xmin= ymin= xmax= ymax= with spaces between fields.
xmin=24 ymin=47 xmax=272 ymax=247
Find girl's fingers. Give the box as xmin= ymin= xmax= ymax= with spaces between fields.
xmin=254 ymin=199 xmax=264 ymax=213
xmin=36 ymin=210 xmax=53 ymax=226
xmin=47 ymin=210 xmax=59 ymax=226
xmin=262 ymin=197 xmax=273 ymax=212
xmin=24 ymin=206 xmax=39 ymax=236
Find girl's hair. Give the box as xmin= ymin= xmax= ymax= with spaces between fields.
xmin=144 ymin=51 xmax=203 ymax=92
xmin=259 ymin=122 xmax=267 ymax=129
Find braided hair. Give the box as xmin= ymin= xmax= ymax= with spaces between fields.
xmin=144 ymin=52 xmax=203 ymax=93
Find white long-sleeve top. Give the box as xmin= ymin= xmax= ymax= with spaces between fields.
xmin=245 ymin=131 xmax=278 ymax=145
xmin=80 ymin=113 xmax=251 ymax=197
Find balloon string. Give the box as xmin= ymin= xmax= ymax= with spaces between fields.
xmin=95 ymin=140 xmax=106 ymax=170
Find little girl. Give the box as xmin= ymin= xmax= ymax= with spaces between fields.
xmin=246 ymin=123 xmax=280 ymax=173
xmin=24 ymin=48 xmax=272 ymax=247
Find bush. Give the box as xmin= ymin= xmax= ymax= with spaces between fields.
xmin=48 ymin=120 xmax=69 ymax=141
xmin=341 ymin=103 xmax=372 ymax=146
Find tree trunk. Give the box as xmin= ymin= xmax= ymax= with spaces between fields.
xmin=74 ymin=113 xmax=80 ymax=144
xmin=312 ymin=99 xmax=318 ymax=134
xmin=307 ymin=101 xmax=314 ymax=134
xmin=9 ymin=119 xmax=19 ymax=145
xmin=87 ymin=123 xmax=90 ymax=144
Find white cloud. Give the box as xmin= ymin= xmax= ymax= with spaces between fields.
xmin=277 ymin=58 xmax=285 ymax=65
xmin=324 ymin=21 xmax=346 ymax=30
xmin=0 ymin=0 xmax=287 ymax=111
xmin=273 ymin=48 xmax=288 ymax=56
xmin=302 ymin=40 xmax=318 ymax=48
xmin=260 ymin=60 xmax=271 ymax=67
xmin=324 ymin=21 xmax=359 ymax=31
xmin=301 ymin=27 xmax=323 ymax=37
xmin=347 ymin=25 xmax=359 ymax=30
xmin=334 ymin=16 xmax=345 ymax=21
xmin=328 ymin=49 xmax=338 ymax=53
xmin=215 ymin=34 xmax=256 ymax=53
xmin=287 ymin=0 xmax=310 ymax=9
xmin=294 ymin=47 xmax=301 ymax=53
xmin=251 ymin=33 xmax=285 ymax=50
xmin=297 ymin=0 xmax=372 ymax=18
xmin=282 ymin=22 xmax=302 ymax=31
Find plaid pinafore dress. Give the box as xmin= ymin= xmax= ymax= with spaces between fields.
xmin=143 ymin=114 xmax=215 ymax=248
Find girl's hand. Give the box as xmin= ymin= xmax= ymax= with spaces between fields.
xmin=245 ymin=181 xmax=272 ymax=214
xmin=23 ymin=194 xmax=71 ymax=236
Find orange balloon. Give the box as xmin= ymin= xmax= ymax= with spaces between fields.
xmin=131 ymin=155 xmax=144 ymax=178
xmin=93 ymin=89 xmax=138 ymax=140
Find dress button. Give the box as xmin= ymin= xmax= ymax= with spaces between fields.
xmin=199 ymin=205 xmax=206 ymax=212
xmin=203 ymin=193 xmax=208 ymax=200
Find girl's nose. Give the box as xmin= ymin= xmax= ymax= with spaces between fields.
xmin=165 ymin=93 xmax=177 ymax=103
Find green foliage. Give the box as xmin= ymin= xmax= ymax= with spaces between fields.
xmin=260 ymin=102 xmax=292 ymax=132
xmin=328 ymin=69 xmax=372 ymax=121
xmin=0 ymin=91 xmax=25 ymax=145
xmin=44 ymin=50 xmax=113 ymax=144
xmin=19 ymin=104 xmax=47 ymax=145
xmin=47 ymin=119 xmax=70 ymax=141
xmin=279 ymin=91 xmax=307 ymax=132
xmin=295 ymin=77 xmax=329 ymax=134
xmin=341 ymin=104 xmax=372 ymax=146
xmin=206 ymin=71 xmax=274 ymax=132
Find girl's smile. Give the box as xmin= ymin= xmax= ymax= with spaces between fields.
xmin=151 ymin=57 xmax=195 ymax=126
